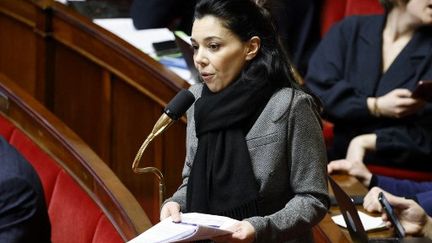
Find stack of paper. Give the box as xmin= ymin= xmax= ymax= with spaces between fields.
xmin=128 ymin=212 xmax=239 ymax=243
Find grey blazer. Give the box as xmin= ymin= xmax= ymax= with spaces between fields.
xmin=167 ymin=83 xmax=329 ymax=242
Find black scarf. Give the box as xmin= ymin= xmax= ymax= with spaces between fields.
xmin=186 ymin=77 xmax=276 ymax=220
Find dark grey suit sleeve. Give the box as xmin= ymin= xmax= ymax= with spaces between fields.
xmin=0 ymin=137 xmax=51 ymax=243
xmin=0 ymin=177 xmax=39 ymax=242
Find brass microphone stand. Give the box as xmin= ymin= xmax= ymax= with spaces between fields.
xmin=132 ymin=113 xmax=173 ymax=208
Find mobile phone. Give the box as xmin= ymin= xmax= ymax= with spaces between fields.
xmin=411 ymin=80 xmax=432 ymax=102
xmin=378 ymin=192 xmax=405 ymax=238
xmin=152 ymin=40 xmax=180 ymax=57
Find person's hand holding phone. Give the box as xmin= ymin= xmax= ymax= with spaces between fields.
xmin=412 ymin=80 xmax=432 ymax=102
xmin=374 ymin=89 xmax=425 ymax=118
xmin=382 ymin=194 xmax=432 ymax=237
xmin=378 ymin=192 xmax=406 ymax=238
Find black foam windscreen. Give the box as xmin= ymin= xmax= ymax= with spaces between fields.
xmin=164 ymin=89 xmax=196 ymax=120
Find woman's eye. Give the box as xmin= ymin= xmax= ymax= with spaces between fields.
xmin=208 ymin=43 xmax=220 ymax=51
xmin=192 ymin=45 xmax=199 ymax=52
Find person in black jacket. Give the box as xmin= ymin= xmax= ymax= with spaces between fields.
xmin=258 ymin=0 xmax=322 ymax=76
xmin=130 ymin=0 xmax=197 ymax=34
xmin=306 ymin=0 xmax=432 ymax=170
xmin=0 ymin=136 xmax=51 ymax=242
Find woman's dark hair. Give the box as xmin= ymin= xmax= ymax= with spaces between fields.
xmin=379 ymin=0 xmax=410 ymax=11
xmin=379 ymin=0 xmax=394 ymax=11
xmin=194 ymin=0 xmax=300 ymax=89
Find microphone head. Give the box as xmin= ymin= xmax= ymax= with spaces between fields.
xmin=164 ymin=89 xmax=196 ymax=120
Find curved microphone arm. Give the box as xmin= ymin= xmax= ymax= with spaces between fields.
xmin=132 ymin=113 xmax=173 ymax=208
xmin=131 ymin=88 xmax=196 ymax=209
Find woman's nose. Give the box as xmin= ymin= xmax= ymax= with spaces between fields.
xmin=194 ymin=48 xmax=208 ymax=67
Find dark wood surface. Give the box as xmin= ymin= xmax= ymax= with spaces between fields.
xmin=0 ymin=74 xmax=152 ymax=241
xmin=0 ymin=0 xmax=188 ymax=223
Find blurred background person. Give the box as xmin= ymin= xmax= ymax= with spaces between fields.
xmin=130 ymin=0 xmax=197 ymax=34
xmin=257 ymin=0 xmax=322 ymax=76
xmin=305 ymin=0 xmax=432 ymax=170
xmin=328 ymin=159 xmax=432 ymax=216
xmin=0 ymin=136 xmax=51 ymax=242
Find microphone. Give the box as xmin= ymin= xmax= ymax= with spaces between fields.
xmin=150 ymin=89 xmax=196 ymax=138
xmin=165 ymin=89 xmax=197 ymax=120
xmin=132 ymin=89 xmax=195 ymax=207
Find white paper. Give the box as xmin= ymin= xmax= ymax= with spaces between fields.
xmin=93 ymin=18 xmax=175 ymax=57
xmin=128 ymin=212 xmax=239 ymax=243
xmin=93 ymin=18 xmax=196 ymax=84
xmin=332 ymin=211 xmax=386 ymax=231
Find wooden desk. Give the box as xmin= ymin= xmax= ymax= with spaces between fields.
xmin=329 ymin=174 xmax=395 ymax=241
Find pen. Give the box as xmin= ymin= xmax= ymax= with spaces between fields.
xmin=174 ymin=221 xmax=197 ymax=227
xmin=174 ymin=221 xmax=220 ymax=228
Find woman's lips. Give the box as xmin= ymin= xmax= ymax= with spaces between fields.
xmin=200 ymin=73 xmax=214 ymax=82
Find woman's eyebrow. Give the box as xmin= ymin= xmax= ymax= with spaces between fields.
xmin=191 ymin=36 xmax=223 ymax=43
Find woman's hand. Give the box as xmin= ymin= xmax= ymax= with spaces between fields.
xmin=372 ymin=89 xmax=426 ymax=118
xmin=160 ymin=201 xmax=181 ymax=222
xmin=212 ymin=221 xmax=256 ymax=243
xmin=327 ymin=159 xmax=373 ymax=187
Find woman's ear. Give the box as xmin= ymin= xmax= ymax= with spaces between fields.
xmin=245 ymin=36 xmax=261 ymax=61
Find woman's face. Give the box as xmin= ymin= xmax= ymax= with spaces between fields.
xmin=403 ymin=0 xmax=432 ymax=25
xmin=191 ymin=16 xmax=254 ymax=93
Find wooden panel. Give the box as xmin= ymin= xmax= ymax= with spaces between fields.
xmin=162 ymin=122 xmax=186 ymax=197
xmin=52 ymin=43 xmax=111 ymax=162
xmin=50 ymin=3 xmax=188 ymax=103
xmin=111 ymin=79 xmax=162 ymax=223
xmin=0 ymin=0 xmax=191 ymax=228
xmin=48 ymin=2 xmax=189 ymax=223
xmin=109 ymin=79 xmax=187 ymax=223
xmin=0 ymin=0 xmax=52 ymax=103
xmin=0 ymin=10 xmax=37 ymax=96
